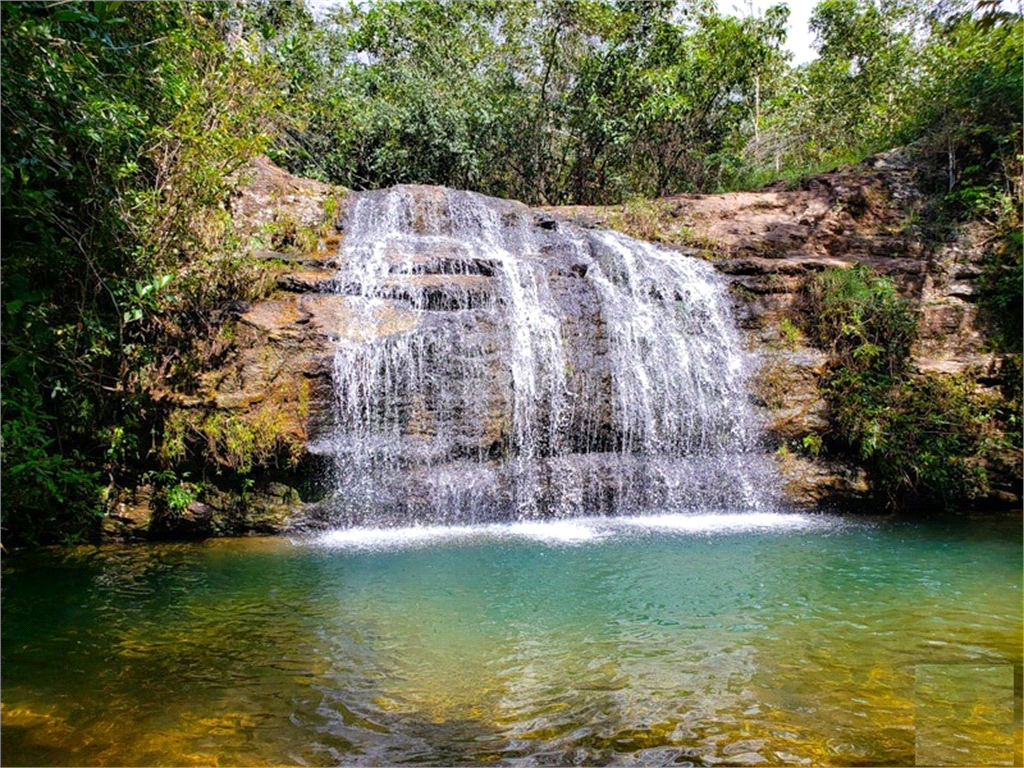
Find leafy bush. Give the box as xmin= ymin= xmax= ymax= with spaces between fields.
xmin=802 ymin=265 xmax=917 ymax=377
xmin=826 ymin=366 xmax=999 ymax=506
xmin=803 ymin=266 xmax=1012 ymax=509
xmin=165 ymin=482 xmax=199 ymax=513
xmin=1 ymin=1 xmax=288 ymax=544
xmin=980 ymin=228 xmax=1024 ymax=352
xmin=161 ymin=397 xmax=308 ymax=476
xmin=1 ymin=387 xmax=103 ymax=543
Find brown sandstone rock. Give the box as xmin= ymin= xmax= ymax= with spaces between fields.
xmin=102 ymin=485 xmax=156 ymax=541
xmin=132 ymin=152 xmax=1016 ymax=538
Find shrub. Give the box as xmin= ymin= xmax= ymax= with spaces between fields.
xmin=1 ymin=2 xmax=289 ymax=543
xmin=1 ymin=387 xmax=103 ymax=543
xmin=165 ymin=482 xmax=199 ymax=513
xmin=803 ymin=266 xmax=1012 ymax=509
xmin=802 ymin=265 xmax=917 ymax=378
xmin=980 ymin=228 xmax=1023 ymax=352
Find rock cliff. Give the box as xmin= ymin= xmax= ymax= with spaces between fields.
xmin=104 ymin=159 xmax=347 ymax=539
xmin=545 ymin=147 xmax=1019 ymax=508
xmin=106 ymin=152 xmax=1020 ymax=540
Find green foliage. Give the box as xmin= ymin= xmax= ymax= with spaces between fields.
xmin=980 ymin=228 xmax=1024 ymax=352
xmin=1 ymin=1 xmax=290 ymax=544
xmin=165 ymin=482 xmax=199 ymax=513
xmin=737 ymin=0 xmax=916 ymax=183
xmin=742 ymin=0 xmax=1022 ymax=202
xmin=162 ymin=403 xmax=305 ymax=476
xmin=800 ymin=433 xmax=824 ymax=458
xmin=265 ymin=0 xmax=1021 ymax=209
xmin=995 ymin=355 xmax=1023 ymax=448
xmin=776 ymin=317 xmax=803 ymax=350
xmin=805 ymin=266 xmax=1012 ymax=508
xmin=277 ymin=0 xmax=790 ymax=203
xmin=828 ymin=368 xmax=999 ymax=505
xmin=258 ymin=210 xmax=333 ymax=255
xmin=911 ymin=12 xmax=1022 ymax=201
xmin=803 ymin=265 xmax=917 ymax=377
xmin=607 ymin=197 xmax=676 ymax=242
xmin=1 ymin=386 xmax=103 ymax=544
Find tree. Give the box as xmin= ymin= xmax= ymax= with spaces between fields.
xmin=278 ymin=0 xmax=789 ymax=202
xmin=1 ymin=1 xmax=287 ymax=542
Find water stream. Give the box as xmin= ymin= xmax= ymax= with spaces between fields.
xmin=311 ymin=185 xmax=773 ymax=527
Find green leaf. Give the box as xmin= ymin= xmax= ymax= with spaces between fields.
xmin=53 ymin=8 xmax=99 ymax=24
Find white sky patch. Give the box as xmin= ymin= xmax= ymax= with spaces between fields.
xmin=734 ymin=0 xmax=822 ymax=65
xmin=308 ymin=0 xmax=823 ymax=64
xmin=308 ymin=0 xmax=344 ymax=22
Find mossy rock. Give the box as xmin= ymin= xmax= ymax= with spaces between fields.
xmin=148 ymin=481 xmax=305 ymax=539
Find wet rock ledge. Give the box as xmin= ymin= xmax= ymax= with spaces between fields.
xmin=104 ymin=152 xmax=1021 ymax=540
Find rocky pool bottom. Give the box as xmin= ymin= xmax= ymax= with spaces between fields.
xmin=2 ymin=511 xmax=1021 ymax=767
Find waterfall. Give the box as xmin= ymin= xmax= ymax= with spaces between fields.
xmin=309 ymin=185 xmax=776 ymax=526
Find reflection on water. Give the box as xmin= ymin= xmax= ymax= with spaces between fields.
xmin=2 ymin=513 xmax=1021 ymax=766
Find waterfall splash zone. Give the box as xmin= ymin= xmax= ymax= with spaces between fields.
xmin=308 ymin=185 xmax=775 ymax=529
xmin=311 ymin=512 xmax=821 ymax=551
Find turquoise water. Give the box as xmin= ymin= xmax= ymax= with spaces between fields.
xmin=2 ymin=512 xmax=1021 ymax=766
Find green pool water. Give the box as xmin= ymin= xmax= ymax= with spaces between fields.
xmin=2 ymin=512 xmax=1021 ymax=766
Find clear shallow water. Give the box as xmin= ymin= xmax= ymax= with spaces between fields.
xmin=2 ymin=512 xmax=1021 ymax=767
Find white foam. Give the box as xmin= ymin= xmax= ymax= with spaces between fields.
xmin=613 ymin=511 xmax=818 ymax=533
xmin=505 ymin=519 xmax=606 ymax=544
xmin=307 ymin=512 xmax=826 ymax=552
xmin=314 ymin=523 xmax=482 ymax=550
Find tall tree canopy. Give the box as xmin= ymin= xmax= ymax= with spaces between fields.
xmin=279 ymin=0 xmax=791 ymax=203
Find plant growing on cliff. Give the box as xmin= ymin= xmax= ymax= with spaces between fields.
xmin=803 ymin=266 xmax=917 ymax=376
xmin=980 ymin=228 xmax=1023 ymax=353
xmin=803 ymin=266 xmax=1011 ymax=508
xmin=166 ymin=481 xmax=199 ymax=513
xmin=161 ymin=397 xmax=307 ymax=477
xmin=1 ymin=1 xmax=290 ymax=543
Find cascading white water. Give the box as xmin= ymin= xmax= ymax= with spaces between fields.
xmin=310 ymin=185 xmax=775 ymax=526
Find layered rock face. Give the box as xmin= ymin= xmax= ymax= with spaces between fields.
xmin=307 ymin=185 xmax=775 ymax=526
xmin=116 ymin=152 xmax=1017 ymax=540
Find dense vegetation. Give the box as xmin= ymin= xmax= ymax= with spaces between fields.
xmin=2 ymin=0 xmax=1021 ymax=542
xmin=802 ymin=267 xmax=1019 ymax=508
xmin=1 ymin=1 xmax=289 ymax=542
